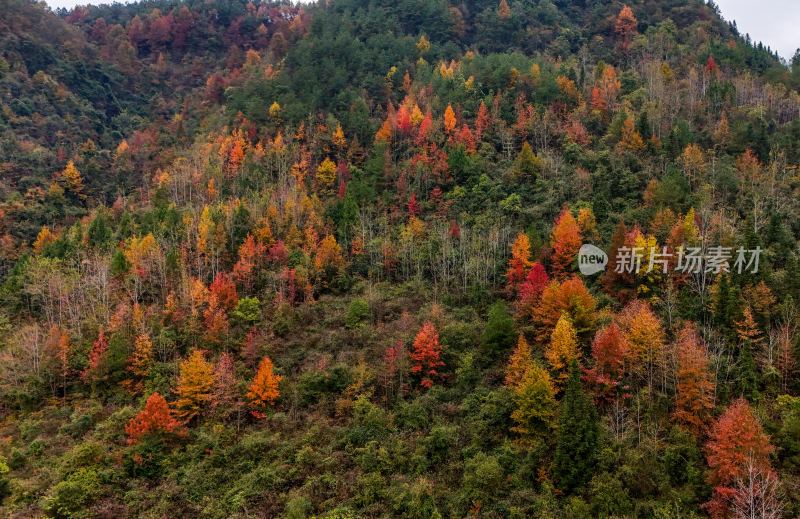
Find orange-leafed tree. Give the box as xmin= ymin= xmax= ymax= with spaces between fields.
xmin=376 ymin=117 xmax=393 ymax=143
xmin=443 ymin=104 xmax=457 ymax=133
xmin=33 ymin=226 xmax=57 ymax=253
xmin=736 ymin=306 xmax=765 ymax=347
xmin=673 ymin=322 xmax=715 ymax=435
xmin=247 ymin=356 xmax=282 ymax=417
xmin=550 ymin=207 xmax=582 ymax=278
xmin=533 ymin=276 xmax=597 ymax=342
xmin=704 ymin=398 xmax=776 ymax=518
xmin=382 ymin=340 xmax=408 ymax=403
xmin=474 ymin=101 xmax=490 ymax=142
xmin=173 ymin=349 xmax=215 ymax=423
xmin=506 ymin=231 xmax=532 ymax=292
xmin=614 ymin=5 xmax=638 ymax=51
xmin=498 ymin=0 xmax=511 ymax=19
xmin=410 ymin=321 xmax=445 ymax=389
xmin=617 ymin=300 xmax=665 ymax=391
xmin=545 ymin=314 xmax=580 ymax=385
xmin=625 ymin=301 xmax=666 ymax=378
xmin=735 ymin=306 xmax=763 ymax=400
xmin=591 ymin=65 xmax=621 ymax=113
xmin=332 ymin=123 xmax=347 ymax=148
xmin=125 ymin=392 xmax=182 ymax=445
xmin=209 ymin=272 xmax=239 ymax=311
xmin=505 ymin=335 xmax=533 ymax=388
xmin=203 ymin=294 xmax=230 ymax=344
xmin=314 ymin=234 xmax=345 ymax=279
xmin=47 ymin=325 xmax=71 ymax=397
xmin=128 ymin=332 xmax=154 ymax=379
xmin=617 ymin=117 xmax=645 ymax=152
xmin=233 ymin=234 xmax=265 ymax=288
xmin=681 ymin=144 xmax=706 ymax=186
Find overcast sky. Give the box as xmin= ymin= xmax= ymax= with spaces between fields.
xmin=44 ymin=0 xmax=798 ymax=60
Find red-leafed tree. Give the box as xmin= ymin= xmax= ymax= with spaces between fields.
xmin=211 ymin=352 xmax=241 ymax=420
xmin=515 ymin=262 xmax=549 ymax=316
xmin=125 ymin=392 xmax=182 ymax=445
xmin=383 ymin=340 xmax=407 ymax=402
xmin=705 ymin=398 xmax=776 ymax=518
xmin=705 ymin=55 xmax=719 ymax=76
xmin=396 ymin=104 xmax=412 ymax=135
xmin=449 ymin=219 xmax=461 ymax=239
xmin=456 ymin=124 xmax=476 ymax=152
xmin=268 ymin=240 xmax=288 ymax=264
xmin=81 ymin=327 xmax=109 ymax=383
xmin=416 ymin=110 xmax=433 ymax=145
xmin=410 ymin=321 xmax=445 ymax=389
xmin=407 ymin=193 xmax=420 ymax=217
xmin=584 ymin=322 xmax=629 ymax=401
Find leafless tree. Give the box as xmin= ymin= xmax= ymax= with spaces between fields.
xmin=729 ymin=455 xmax=783 ymax=519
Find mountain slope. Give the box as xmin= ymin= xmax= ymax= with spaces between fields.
xmin=0 ymin=0 xmax=799 ymax=518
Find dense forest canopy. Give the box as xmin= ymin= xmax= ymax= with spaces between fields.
xmin=1 ymin=0 xmax=799 ymax=517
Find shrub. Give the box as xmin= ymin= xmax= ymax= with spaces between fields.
xmin=43 ymin=468 xmax=102 ymax=519
xmin=462 ymin=452 xmax=503 ymax=504
xmin=345 ymin=298 xmax=370 ymax=328
xmin=0 ymin=456 xmax=9 ymax=505
xmin=233 ymin=297 xmax=261 ymax=324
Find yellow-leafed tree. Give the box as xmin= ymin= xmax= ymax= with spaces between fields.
xmin=545 ymin=313 xmax=580 ymax=385
xmin=173 ymin=349 xmax=215 ymax=422
xmin=60 ymin=160 xmax=86 ymax=200
xmin=504 ymin=335 xmax=533 ymax=388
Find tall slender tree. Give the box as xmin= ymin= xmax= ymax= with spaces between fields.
xmin=554 ymin=362 xmax=599 ymax=492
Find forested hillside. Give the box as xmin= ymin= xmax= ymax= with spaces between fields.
xmin=1 ymin=0 xmax=800 ymax=517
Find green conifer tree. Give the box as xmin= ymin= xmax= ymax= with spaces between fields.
xmin=554 ymin=361 xmax=599 ymax=493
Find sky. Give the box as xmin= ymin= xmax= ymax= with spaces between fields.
xmin=714 ymin=0 xmax=798 ymax=60
xmin=43 ymin=0 xmax=799 ymax=61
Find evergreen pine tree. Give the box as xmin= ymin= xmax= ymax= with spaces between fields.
xmin=480 ymin=301 xmax=515 ymax=364
xmin=554 ymin=361 xmax=599 ymax=493
xmin=735 ymin=307 xmax=763 ymax=402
